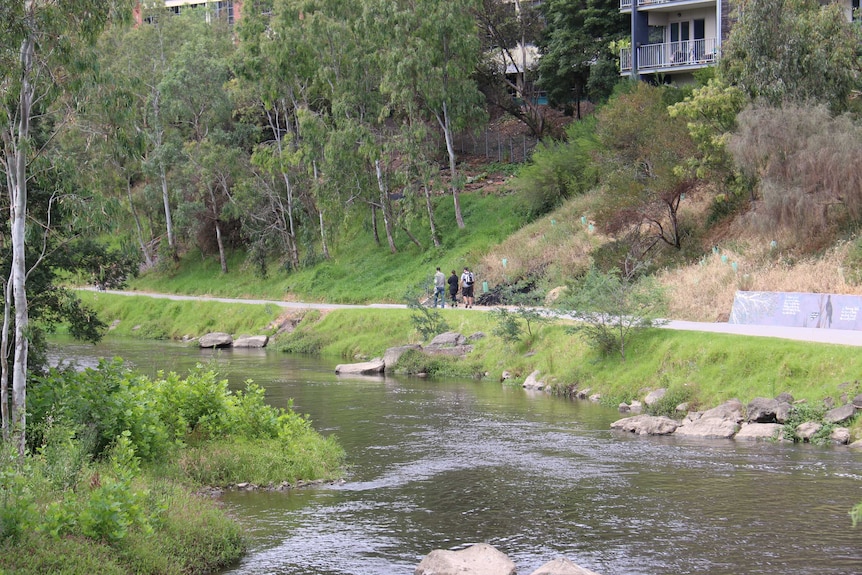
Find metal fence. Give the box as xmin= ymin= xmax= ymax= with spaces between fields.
xmin=453 ymin=130 xmax=538 ymax=164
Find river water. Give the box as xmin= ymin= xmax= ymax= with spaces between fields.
xmin=50 ymin=337 xmax=862 ymax=575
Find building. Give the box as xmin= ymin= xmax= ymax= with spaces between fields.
xmin=134 ymin=1 xmax=244 ymax=26
xmin=620 ymin=0 xmax=859 ymax=82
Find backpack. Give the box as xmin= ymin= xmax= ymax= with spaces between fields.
xmin=467 ymin=271 xmax=475 ymax=285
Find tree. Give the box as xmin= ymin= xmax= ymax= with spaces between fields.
xmin=378 ymin=0 xmax=487 ymax=229
xmin=720 ymin=0 xmax=862 ymax=113
xmin=0 ymin=0 xmax=131 ymax=454
xmin=561 ymin=267 xmax=667 ymax=361
xmin=537 ymin=0 xmax=627 ymax=112
xmin=593 ymin=83 xmax=697 ymax=258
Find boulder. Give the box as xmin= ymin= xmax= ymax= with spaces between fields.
xmin=830 ymin=427 xmax=851 ymax=445
xmin=415 ymin=543 xmax=515 ymax=575
xmin=735 ymin=423 xmax=784 ymax=441
xmin=426 ymin=331 xmax=466 ymax=348
xmin=796 ymin=421 xmax=822 ymax=441
xmin=334 ymin=358 xmax=385 ymax=375
xmin=467 ymin=332 xmax=487 ymax=342
xmin=776 ymin=392 xmax=795 ymax=404
xmin=675 ymin=416 xmax=739 ymax=439
xmin=825 ymin=404 xmax=856 ymax=424
xmin=853 ymin=394 xmax=862 ymax=409
xmin=701 ymin=399 xmax=743 ymax=422
xmin=233 ymin=335 xmax=269 ymax=348
xmin=199 ymin=332 xmax=233 ymax=349
xmin=746 ymin=397 xmax=780 ymax=423
xmin=523 ymin=370 xmax=545 ymax=391
xmin=611 ymin=414 xmax=678 ymax=436
xmin=849 ymin=439 xmax=862 ymax=450
xmin=643 ymin=388 xmax=667 ymax=406
xmin=383 ymin=345 xmax=422 ymax=371
xmin=775 ymin=402 xmax=793 ymax=424
xmin=528 ymin=557 xmax=603 ymax=575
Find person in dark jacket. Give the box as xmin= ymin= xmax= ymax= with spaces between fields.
xmin=447 ymin=270 xmax=459 ymax=307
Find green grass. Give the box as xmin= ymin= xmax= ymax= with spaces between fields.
xmin=127 ymin=190 xmax=530 ymax=304
xmin=77 ymin=291 xmax=286 ymax=340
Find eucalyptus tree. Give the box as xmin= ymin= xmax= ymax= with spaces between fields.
xmin=0 ymin=0 xmax=132 ymax=454
xmin=376 ymin=0 xmax=487 ymax=230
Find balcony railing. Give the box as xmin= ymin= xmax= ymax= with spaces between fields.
xmin=620 ymin=38 xmax=718 ymax=73
xmin=620 ymin=0 xmax=703 ymax=9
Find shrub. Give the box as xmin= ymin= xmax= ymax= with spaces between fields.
xmin=781 ymin=403 xmax=835 ymax=444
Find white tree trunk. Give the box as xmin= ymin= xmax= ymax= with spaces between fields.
xmin=375 ymin=159 xmax=398 ymax=254
xmin=438 ymin=102 xmax=464 ymax=229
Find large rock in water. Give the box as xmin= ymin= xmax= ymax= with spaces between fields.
xmin=334 ymin=358 xmax=385 ymax=375
xmin=233 ymin=335 xmax=269 ymax=348
xmin=415 ymin=543 xmax=516 ymax=575
xmin=528 ymin=557 xmax=603 ymax=575
xmin=199 ymin=332 xmax=233 ymax=348
xmin=383 ymin=345 xmax=422 ymax=372
xmin=610 ymin=414 xmax=678 ymax=435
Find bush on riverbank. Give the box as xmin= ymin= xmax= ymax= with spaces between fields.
xmin=0 ymin=361 xmax=344 ymax=575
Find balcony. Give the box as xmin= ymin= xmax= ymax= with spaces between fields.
xmin=620 ymin=0 xmax=716 ymax=11
xmin=620 ymin=38 xmax=718 ymax=74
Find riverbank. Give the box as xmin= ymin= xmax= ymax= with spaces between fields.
xmin=79 ymin=290 xmax=862 ymax=440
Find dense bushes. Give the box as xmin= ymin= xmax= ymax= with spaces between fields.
xmin=0 ymin=361 xmax=344 ymax=574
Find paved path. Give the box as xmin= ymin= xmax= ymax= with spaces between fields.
xmin=87 ymin=288 xmax=862 ymax=347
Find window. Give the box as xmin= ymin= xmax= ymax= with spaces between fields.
xmin=854 ymin=0 xmax=861 ymax=22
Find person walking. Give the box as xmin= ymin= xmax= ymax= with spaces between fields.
xmin=447 ymin=270 xmax=459 ymax=307
xmin=433 ymin=267 xmax=446 ymax=308
xmin=460 ymin=267 xmax=475 ymax=308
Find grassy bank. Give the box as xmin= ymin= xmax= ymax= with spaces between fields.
xmin=81 ymin=292 xmax=862 ymax=437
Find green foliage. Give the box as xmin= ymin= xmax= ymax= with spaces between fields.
xmin=405 ymin=288 xmax=450 ymax=342
xmin=781 ymin=403 xmax=835 ymax=445
xmin=511 ymin=116 xmax=599 ymax=216
xmin=644 ymin=387 xmax=696 ymax=417
xmin=0 ymin=461 xmax=37 ymax=543
xmin=561 ymin=267 xmax=668 ymax=360
xmin=392 ymin=348 xmax=483 ymax=379
xmin=492 ymin=305 xmax=550 ymax=346
xmin=852 ymin=502 xmax=862 ymax=527
xmin=720 ymin=0 xmax=862 ymax=113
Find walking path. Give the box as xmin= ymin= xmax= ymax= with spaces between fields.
xmin=89 ymin=288 xmax=862 ymax=347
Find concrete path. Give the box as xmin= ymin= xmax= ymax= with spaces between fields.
xmin=85 ymin=288 xmax=862 ymax=347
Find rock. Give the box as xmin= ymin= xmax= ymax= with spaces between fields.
xmin=577 ymin=388 xmax=591 ymax=400
xmin=849 ymin=439 xmax=862 ymax=450
xmin=467 ymin=332 xmax=487 ymax=341
xmin=199 ymin=332 xmax=233 ymax=348
xmin=415 ymin=543 xmax=516 ymax=575
xmin=618 ymin=403 xmax=631 ymax=414
xmin=675 ymin=415 xmax=739 ymax=439
xmin=830 ymin=427 xmax=851 ymax=445
xmin=523 ymin=370 xmax=545 ymax=390
xmin=501 ymin=371 xmax=512 ymax=381
xmin=426 ymin=331 xmax=466 ymax=348
xmin=735 ymin=423 xmax=784 ymax=441
xmin=775 ymin=402 xmax=793 ymax=424
xmin=424 ymin=345 xmax=474 ymax=358
xmin=233 ymin=335 xmax=269 ymax=348
xmin=643 ymin=388 xmax=667 ymax=406
xmin=629 ymin=400 xmax=643 ymax=414
xmin=775 ymin=392 xmax=794 ymax=404
xmin=824 ymin=404 xmax=856 ymax=424
xmin=701 ymin=399 xmax=743 ymax=422
xmin=746 ymin=397 xmax=780 ymax=423
xmin=528 ymin=557 xmax=603 ymax=575
xmin=588 ymin=393 xmax=602 ymax=402
xmin=383 ymin=345 xmax=422 ymax=371
xmin=334 ymin=358 xmax=385 ymax=375
xmin=796 ymin=421 xmax=822 ymax=441
xmin=852 ymin=394 xmax=862 ymax=409
xmin=611 ymin=414 xmax=678 ymax=436
xmin=676 ymin=402 xmax=690 ymax=412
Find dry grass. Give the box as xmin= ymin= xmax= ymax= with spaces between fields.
xmin=660 ymin=237 xmax=862 ymax=321
xmin=479 ymin=197 xmax=600 ymax=289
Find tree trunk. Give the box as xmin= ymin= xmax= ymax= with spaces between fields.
xmin=438 ymin=102 xmax=465 ymax=229
xmin=375 ymin=159 xmax=398 ymax=254
xmin=313 ymin=161 xmax=329 ymax=259
xmin=424 ymin=183 xmax=440 ymax=248
xmin=8 ymin=30 xmax=35 ymax=457
xmin=371 ymin=204 xmax=380 ymax=245
xmin=1 ymin=274 xmax=11 ymax=441
xmin=159 ymin=165 xmax=175 ymax=255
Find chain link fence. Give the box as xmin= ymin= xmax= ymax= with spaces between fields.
xmin=453 ymin=129 xmax=538 ymax=164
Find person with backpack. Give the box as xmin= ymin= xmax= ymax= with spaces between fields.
xmin=447 ymin=270 xmax=460 ymax=307
xmin=460 ymin=267 xmax=475 ymax=308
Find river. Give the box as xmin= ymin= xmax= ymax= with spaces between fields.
xmin=50 ymin=337 xmax=862 ymax=575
